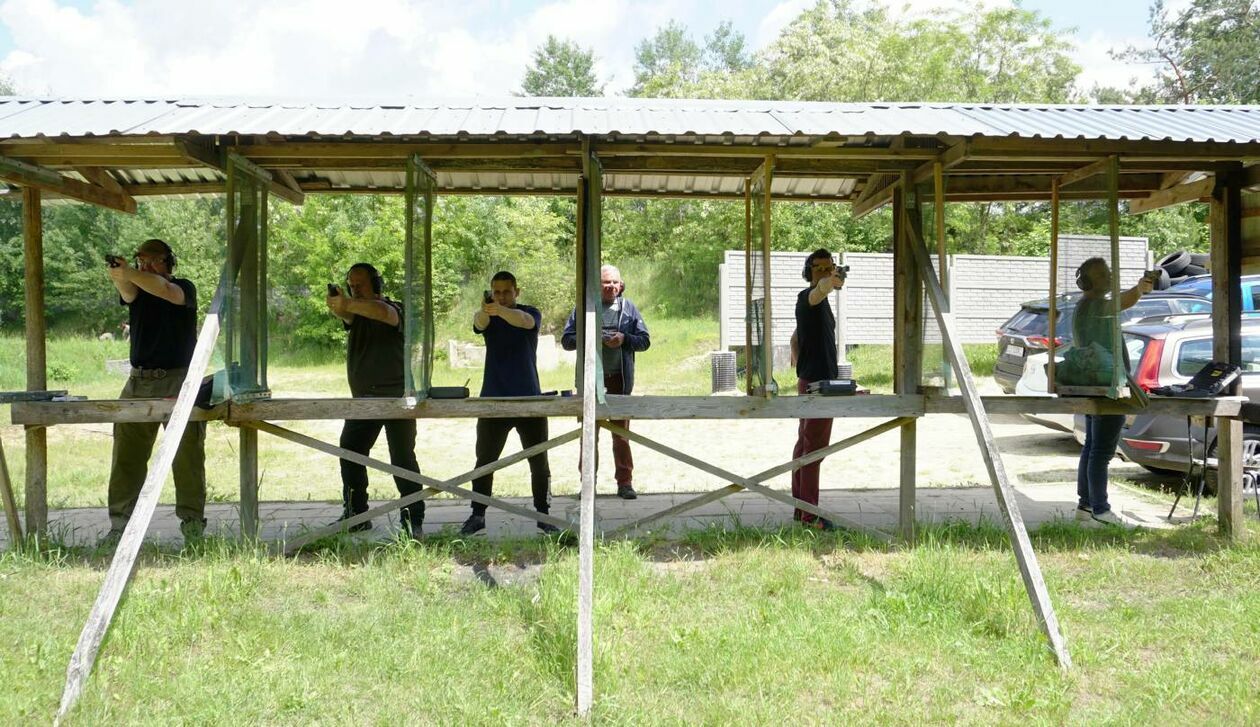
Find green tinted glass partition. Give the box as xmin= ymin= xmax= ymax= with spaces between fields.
xmin=404 ymin=155 xmax=436 ymax=398
xmin=223 ymin=153 xmax=271 ymax=401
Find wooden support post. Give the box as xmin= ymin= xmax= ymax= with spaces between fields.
xmin=905 ymin=219 xmax=1073 ymax=670
xmin=1106 ymin=156 xmax=1125 ymax=397
xmin=934 ymin=161 xmax=952 ymax=392
xmin=239 ymin=427 xmax=258 ymax=538
xmin=1211 ymin=171 xmax=1245 ymax=538
xmin=1048 ymin=179 xmax=1060 ymax=393
xmin=575 ymin=144 xmax=601 ymax=716
xmin=23 ymin=186 xmax=47 ymax=537
xmin=57 ymin=281 xmax=227 ymax=723
xmin=894 ymin=176 xmax=924 ymax=543
xmin=744 ymin=182 xmax=753 ymax=395
xmin=759 ymin=157 xmax=774 ymax=397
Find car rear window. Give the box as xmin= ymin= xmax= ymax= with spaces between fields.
xmin=1167 ymin=277 xmax=1213 ymax=297
xmin=1003 ymin=307 xmax=1075 ymax=338
xmin=1172 ymin=298 xmax=1212 ymax=315
xmin=1123 ymin=333 xmax=1148 ymax=377
xmin=1175 ymin=334 xmax=1260 ymax=375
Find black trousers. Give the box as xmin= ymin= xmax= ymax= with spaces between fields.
xmin=339 ymin=418 xmax=423 ymax=524
xmin=472 ymin=417 xmax=551 ymax=516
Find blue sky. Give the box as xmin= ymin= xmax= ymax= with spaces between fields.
xmin=0 ymin=0 xmax=1164 ymax=97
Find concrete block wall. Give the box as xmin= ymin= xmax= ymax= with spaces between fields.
xmin=722 ymin=235 xmax=1149 ymax=346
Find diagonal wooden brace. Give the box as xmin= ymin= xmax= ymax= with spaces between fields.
xmin=243 ymin=421 xmax=578 ymax=552
xmin=600 ymin=421 xmax=901 ymax=541
xmin=607 ymin=417 xmax=911 ymax=537
xmin=904 ymin=211 xmax=1072 ymax=670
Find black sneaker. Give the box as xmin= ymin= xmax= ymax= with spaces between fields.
xmin=400 ymin=505 xmax=424 ymax=541
xmin=460 ymin=514 xmax=486 ymax=536
xmin=801 ymin=517 xmax=837 ymax=532
xmin=331 ymin=514 xmax=373 ymax=533
xmin=98 ymin=527 xmax=125 ymax=550
xmin=617 ymin=484 xmax=638 ymax=500
xmin=179 ymin=518 xmax=207 ymax=545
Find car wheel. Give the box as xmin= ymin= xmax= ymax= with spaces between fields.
xmin=1189 ymin=252 xmax=1210 ymax=268
xmin=1204 ymin=436 xmax=1260 ymax=495
xmin=1182 ymin=263 xmax=1208 ymax=276
xmin=1153 ymin=268 xmax=1171 ymax=290
xmin=1157 ymin=250 xmax=1191 ymax=276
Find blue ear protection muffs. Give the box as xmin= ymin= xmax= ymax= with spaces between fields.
xmin=348 ymin=263 xmax=384 ymax=295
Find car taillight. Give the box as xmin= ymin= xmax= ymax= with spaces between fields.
xmin=1133 ymin=338 xmax=1165 ymax=392
xmin=1025 ymin=336 xmax=1063 ymax=350
xmin=995 ymin=328 xmax=1005 ymax=340
xmin=1122 ymin=438 xmax=1169 ymax=453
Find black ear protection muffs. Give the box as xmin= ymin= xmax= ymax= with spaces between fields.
xmin=144 ymin=238 xmax=176 ymax=270
xmin=1075 ymin=262 xmax=1091 ymax=292
xmin=348 ymin=263 xmax=384 ymax=295
xmin=802 ymin=258 xmax=813 ymax=282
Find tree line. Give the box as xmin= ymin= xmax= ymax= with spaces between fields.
xmin=0 ymin=0 xmax=1253 ymax=347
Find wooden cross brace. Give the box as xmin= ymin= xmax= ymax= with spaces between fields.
xmin=600 ymin=418 xmax=909 ymax=541
xmin=240 ymin=421 xmax=579 ymax=553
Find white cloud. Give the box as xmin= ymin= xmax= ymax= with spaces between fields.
xmin=0 ymin=0 xmax=662 ymax=97
xmin=754 ymin=0 xmax=811 ymax=48
xmin=1071 ymin=30 xmax=1156 ymax=95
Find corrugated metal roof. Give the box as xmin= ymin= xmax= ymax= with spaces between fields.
xmin=1 ymin=97 xmax=1259 ymax=143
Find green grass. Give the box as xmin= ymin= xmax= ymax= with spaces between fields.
xmin=1 ymin=520 xmax=1257 ymax=723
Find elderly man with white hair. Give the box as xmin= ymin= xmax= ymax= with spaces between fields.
xmin=562 ymin=264 xmax=651 ymax=499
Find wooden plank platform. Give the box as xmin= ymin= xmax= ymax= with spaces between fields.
xmin=9 ymin=393 xmax=1245 ymax=425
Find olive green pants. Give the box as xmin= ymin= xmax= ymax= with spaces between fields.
xmin=107 ymin=371 xmax=207 ymax=530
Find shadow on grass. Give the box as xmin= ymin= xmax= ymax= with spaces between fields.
xmin=8 ymin=508 xmax=1254 ymax=574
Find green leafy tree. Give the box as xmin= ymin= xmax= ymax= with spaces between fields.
xmin=629 ymin=20 xmax=756 ymax=98
xmin=520 ymin=35 xmax=604 ymax=96
xmin=1115 ymin=0 xmax=1260 ymax=104
xmin=760 ymin=0 xmax=1079 ymax=102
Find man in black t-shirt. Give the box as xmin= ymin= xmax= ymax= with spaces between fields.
xmin=326 ymin=262 xmax=424 ymax=538
xmin=460 ymin=270 xmax=557 ymax=536
xmin=104 ymin=238 xmax=206 ymax=547
xmin=791 ymin=248 xmax=845 ymax=531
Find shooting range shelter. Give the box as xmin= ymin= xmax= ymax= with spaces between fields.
xmin=1 ymin=98 xmax=1258 ymax=714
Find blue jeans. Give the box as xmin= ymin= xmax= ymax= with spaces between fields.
xmin=1077 ymin=414 xmax=1125 ymax=515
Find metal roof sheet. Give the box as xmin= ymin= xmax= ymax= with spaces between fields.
xmin=1 ymin=97 xmax=1259 ymax=143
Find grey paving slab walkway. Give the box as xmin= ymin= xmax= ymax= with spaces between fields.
xmin=0 ymin=482 xmax=1179 ymax=548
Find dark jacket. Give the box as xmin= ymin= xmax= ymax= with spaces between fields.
xmin=561 ymin=297 xmax=650 ymax=394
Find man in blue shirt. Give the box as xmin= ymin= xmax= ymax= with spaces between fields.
xmin=461 ymin=271 xmax=558 ymax=535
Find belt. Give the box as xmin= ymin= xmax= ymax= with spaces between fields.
xmin=130 ymin=366 xmax=187 ymax=380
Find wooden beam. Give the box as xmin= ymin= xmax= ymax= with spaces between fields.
xmin=1212 ymin=171 xmax=1246 ymax=538
xmin=10 ymin=393 xmax=1244 ymax=426
xmin=905 ymin=209 xmax=1072 ymax=669
xmin=602 ymin=422 xmax=891 ymax=541
xmin=853 ymin=139 xmax=971 ymax=219
xmin=74 ymin=167 xmax=125 ymax=195
xmin=0 ymin=436 xmax=20 ymax=543
xmin=0 ymin=156 xmax=136 ymax=213
xmin=22 ymin=187 xmax=46 ymax=537
xmin=575 ymin=143 xmax=600 ymax=717
xmin=1057 ymin=156 xmax=1114 ymax=189
xmin=178 ymin=141 xmax=305 ymax=205
xmin=608 ymin=417 xmax=911 ymax=537
xmin=246 ymin=421 xmax=574 ymax=541
xmin=56 ymin=272 xmax=225 ymax=722
xmin=1128 ymin=175 xmax=1215 ymax=214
